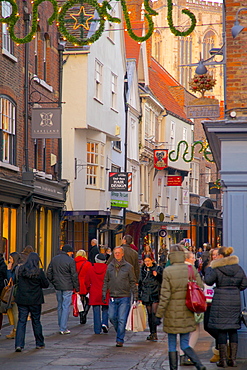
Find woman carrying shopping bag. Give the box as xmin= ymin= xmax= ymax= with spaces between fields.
xmin=138 ymin=254 xmax=163 ymax=341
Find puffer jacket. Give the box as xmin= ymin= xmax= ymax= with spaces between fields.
xmin=156 ymin=250 xmax=203 ymax=334
xmin=75 ymin=256 xmax=92 ymax=295
xmin=85 ymin=263 xmax=110 ymax=305
xmin=107 ymin=244 xmax=140 ymax=282
xmin=103 ymin=258 xmax=138 ymax=300
xmin=204 ymin=255 xmax=247 ymax=330
xmin=138 ymin=262 xmax=163 ymax=303
xmin=47 ymin=251 xmax=79 ymax=291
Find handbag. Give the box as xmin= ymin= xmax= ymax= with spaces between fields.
xmin=185 ymin=265 xmax=207 ymax=314
xmin=240 ymin=292 xmax=247 ymax=327
xmin=0 ymin=278 xmax=15 ymax=304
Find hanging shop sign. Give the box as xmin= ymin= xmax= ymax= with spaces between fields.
xmin=182 ymin=189 xmax=190 ymax=205
xmin=109 ymin=172 xmax=132 ymax=192
xmin=209 ymin=180 xmax=221 ymax=194
xmin=167 ymin=175 xmax=182 ymax=186
xmin=153 ymin=149 xmax=168 ymax=170
xmin=32 ymin=108 xmax=61 ymax=138
xmin=187 ymin=104 xmax=220 ymax=119
xmin=110 ymin=191 xmax=128 ymax=208
xmin=159 ymin=229 xmax=167 ymax=237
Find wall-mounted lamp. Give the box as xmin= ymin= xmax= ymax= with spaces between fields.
xmin=195 ymin=60 xmax=208 ymax=75
xmin=231 ymin=8 xmax=247 ymax=38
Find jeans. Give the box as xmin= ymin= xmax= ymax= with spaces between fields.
xmin=108 ymin=297 xmax=131 ymax=343
xmin=93 ymin=305 xmax=109 ymax=334
xmin=15 ymin=304 xmax=44 ymax=349
xmin=56 ymin=290 xmax=72 ymax=332
xmin=168 ymin=332 xmax=190 ymax=352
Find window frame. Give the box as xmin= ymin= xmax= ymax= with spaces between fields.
xmin=2 ymin=1 xmax=16 ymax=60
xmin=86 ymin=141 xmax=105 ymax=189
xmin=0 ymin=96 xmax=16 ymax=165
xmin=95 ymin=59 xmax=103 ymax=102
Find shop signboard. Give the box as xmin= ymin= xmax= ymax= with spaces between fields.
xmin=32 ymin=107 xmax=61 ymax=138
xmin=153 ymin=149 xmax=168 ymax=170
xmin=110 ymin=191 xmax=128 ymax=208
xmin=167 ymin=175 xmax=182 ymax=186
xmin=109 ymin=172 xmax=132 ymax=192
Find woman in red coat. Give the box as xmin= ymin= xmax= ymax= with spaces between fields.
xmin=85 ymin=253 xmax=109 ymax=334
xmin=74 ymin=250 xmax=92 ymax=324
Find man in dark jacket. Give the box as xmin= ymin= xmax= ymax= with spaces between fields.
xmin=88 ymin=239 xmax=99 ymax=263
xmin=47 ymin=244 xmax=79 ymax=335
xmin=107 ymin=235 xmax=140 ymax=282
xmin=102 ymin=246 xmax=138 ymax=347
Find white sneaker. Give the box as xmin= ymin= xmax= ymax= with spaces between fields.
xmin=60 ymin=330 xmax=70 ymax=335
xmin=102 ymin=324 xmax=108 ymax=333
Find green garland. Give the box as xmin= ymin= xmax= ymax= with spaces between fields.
xmin=58 ymin=0 xmax=120 ymax=46
xmin=0 ymin=0 xmax=58 ymax=44
xmin=119 ymin=0 xmax=158 ymax=42
xmin=167 ymin=0 xmax=196 ymax=37
xmin=0 ymin=0 xmax=194 ymax=45
xmin=169 ymin=140 xmax=214 ymax=163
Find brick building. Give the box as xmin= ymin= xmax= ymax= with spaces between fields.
xmin=0 ymin=0 xmax=67 ymax=267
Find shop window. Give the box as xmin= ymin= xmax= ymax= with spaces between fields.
xmin=0 ymin=96 xmax=16 ymax=164
xmin=86 ymin=141 xmax=104 ymax=189
xmin=35 ymin=207 xmax=53 ymax=269
xmin=0 ymin=206 xmax=17 ymax=260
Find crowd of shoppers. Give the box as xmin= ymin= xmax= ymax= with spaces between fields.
xmin=1 ymin=235 xmax=247 ymax=370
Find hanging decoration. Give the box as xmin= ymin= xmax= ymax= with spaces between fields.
xmin=70 ymin=6 xmax=94 ymax=30
xmin=189 ymin=72 xmax=216 ymax=98
xmin=169 ymin=140 xmax=214 ymax=163
xmin=0 ymin=0 xmax=196 ymax=45
xmin=167 ymin=0 xmax=196 ymax=37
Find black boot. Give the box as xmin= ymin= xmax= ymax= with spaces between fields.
xmin=183 ymin=346 xmax=206 ymax=370
xmin=169 ymin=351 xmax=178 ymax=370
xmin=180 ymin=354 xmax=192 ymax=366
xmin=227 ymin=342 xmax=238 ymax=367
xmin=217 ymin=344 xmax=228 ymax=368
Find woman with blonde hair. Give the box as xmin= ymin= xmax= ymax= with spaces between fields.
xmin=74 ymin=249 xmax=92 ymax=324
xmin=205 ymin=246 xmax=247 ymax=367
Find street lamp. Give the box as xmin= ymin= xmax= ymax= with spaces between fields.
xmin=231 ymin=8 xmax=247 ymax=38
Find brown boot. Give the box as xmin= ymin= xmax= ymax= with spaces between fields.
xmin=227 ymin=342 xmax=238 ymax=367
xmin=217 ymin=344 xmax=228 ymax=368
xmin=210 ymin=347 xmax=220 ymax=363
xmin=6 ymin=328 xmax=16 ymax=339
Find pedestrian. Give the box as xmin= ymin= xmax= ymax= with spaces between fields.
xmin=141 ymin=244 xmax=154 ymax=262
xmin=204 ymin=246 xmax=247 ymax=367
xmin=179 ymin=250 xmax=202 ymax=366
xmin=105 ymin=247 xmax=112 ymax=261
xmin=85 ymin=253 xmax=109 ymax=334
xmin=6 ymin=252 xmax=20 ymax=339
xmin=74 ymin=249 xmax=92 ymax=324
xmin=203 ymin=247 xmax=219 ymax=363
xmin=156 ymin=244 xmax=206 ymax=370
xmin=138 ymin=254 xmax=162 ymax=341
xmin=19 ymin=245 xmax=34 ymax=264
xmin=0 ymin=244 xmax=7 ymax=336
xmin=158 ymin=244 xmax=168 ymax=268
xmin=107 ymin=234 xmax=140 ymax=282
xmin=102 ymin=246 xmax=138 ymax=347
xmin=47 ymin=244 xmax=79 ymax=335
xmin=88 ymin=239 xmax=99 ymax=264
xmin=14 ymin=252 xmax=49 ymax=352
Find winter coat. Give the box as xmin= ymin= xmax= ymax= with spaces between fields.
xmin=156 ymin=250 xmax=204 ymax=334
xmin=74 ymin=256 xmax=92 ymax=295
xmin=85 ymin=263 xmax=109 ymax=305
xmin=0 ymin=257 xmax=7 ymax=295
xmin=103 ymin=258 xmax=138 ymax=300
xmin=88 ymin=245 xmax=100 ymax=264
xmin=138 ymin=262 xmax=163 ymax=304
xmin=15 ymin=269 xmax=49 ymax=306
xmin=47 ymin=251 xmax=79 ymax=291
xmin=204 ymin=255 xmax=247 ymax=330
xmin=107 ymin=244 xmax=140 ymax=282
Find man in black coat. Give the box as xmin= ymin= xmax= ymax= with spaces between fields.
xmin=47 ymin=244 xmax=79 ymax=335
xmin=88 ymin=239 xmax=99 ymax=263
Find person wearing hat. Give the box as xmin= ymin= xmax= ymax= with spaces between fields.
xmin=47 ymin=244 xmax=79 ymax=335
xmin=85 ymin=253 xmax=109 ymax=334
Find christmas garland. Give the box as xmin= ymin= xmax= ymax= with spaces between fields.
xmin=0 ymin=0 xmax=195 ymax=45
xmin=167 ymin=0 xmax=196 ymax=37
xmin=169 ymin=140 xmax=214 ymax=163
xmin=0 ymin=0 xmax=58 ymax=44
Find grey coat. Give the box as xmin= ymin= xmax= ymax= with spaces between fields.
xmin=204 ymin=255 xmax=247 ymax=330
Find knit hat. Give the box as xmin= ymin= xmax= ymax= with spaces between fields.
xmin=95 ymin=253 xmax=106 ymax=263
xmin=62 ymin=244 xmax=73 ymax=253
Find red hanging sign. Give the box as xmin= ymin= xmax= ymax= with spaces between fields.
xmin=153 ymin=149 xmax=168 ymax=170
xmin=167 ymin=175 xmax=182 ymax=186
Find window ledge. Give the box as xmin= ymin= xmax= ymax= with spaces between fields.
xmin=107 ymin=36 xmax=115 ymax=45
xmin=111 ymin=107 xmax=118 ymax=113
xmin=0 ymin=161 xmax=19 ymax=172
xmin=33 ymin=76 xmax=53 ymax=92
xmin=2 ymin=49 xmax=18 ymax=63
xmin=113 ymin=146 xmax=121 ymax=153
xmin=94 ymin=97 xmax=103 ymax=105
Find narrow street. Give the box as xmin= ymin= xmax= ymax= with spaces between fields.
xmin=1 ymin=293 xmax=247 ymax=369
